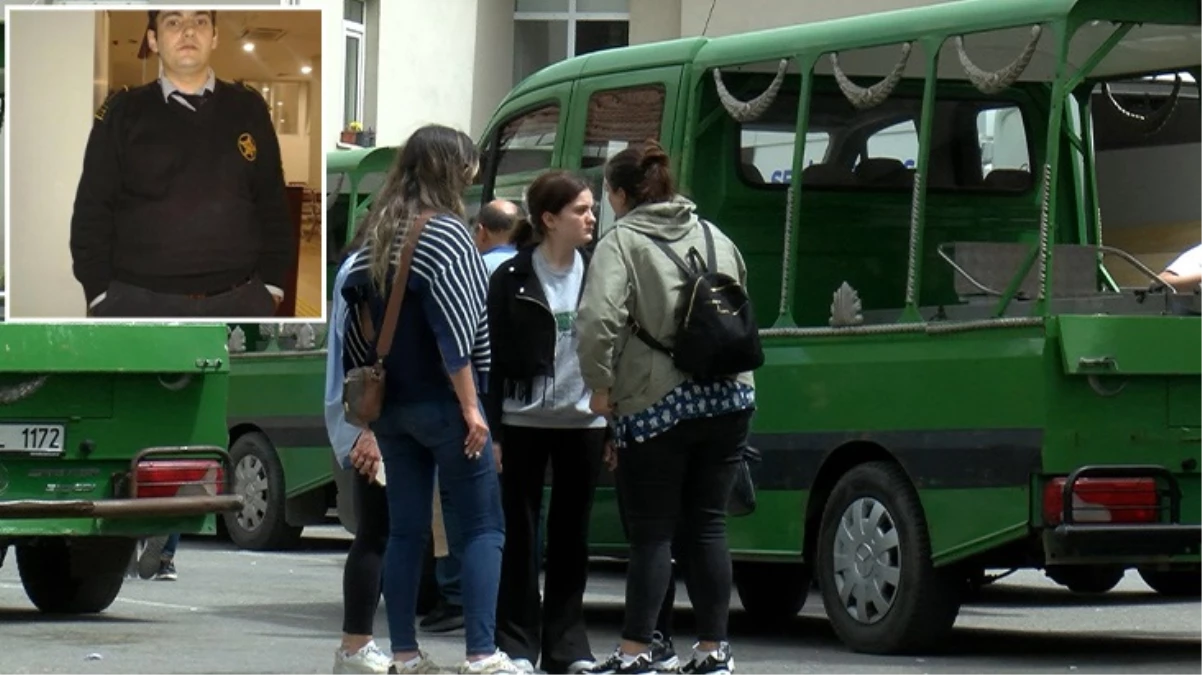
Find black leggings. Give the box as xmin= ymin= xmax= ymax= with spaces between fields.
xmin=615 ymin=410 xmax=752 ymax=645
xmin=616 ymin=470 xmax=681 ymax=640
xmin=343 ymin=468 xmax=389 ymax=635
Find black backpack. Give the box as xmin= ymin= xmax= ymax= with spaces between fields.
xmin=630 ymin=221 xmax=764 ymax=381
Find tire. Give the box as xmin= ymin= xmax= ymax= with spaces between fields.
xmin=223 ymin=432 xmax=303 ymax=551
xmin=816 ymin=461 xmax=962 ymax=655
xmin=17 ymin=538 xmax=133 ymax=614
xmin=1137 ymin=566 xmax=1201 ymax=597
xmin=735 ymin=561 xmax=811 ymax=622
xmin=1046 ymin=565 xmax=1124 ymax=594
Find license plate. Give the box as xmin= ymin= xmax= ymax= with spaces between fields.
xmin=0 ymin=424 xmax=65 ymax=454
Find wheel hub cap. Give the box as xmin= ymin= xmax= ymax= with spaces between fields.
xmin=832 ymin=496 xmax=901 ymax=625
xmin=233 ymin=455 xmax=269 ymax=533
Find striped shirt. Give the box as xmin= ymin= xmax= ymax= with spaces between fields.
xmin=341 ymin=213 xmax=491 ymax=402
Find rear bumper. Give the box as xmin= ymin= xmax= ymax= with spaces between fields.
xmin=0 ymin=495 xmax=243 ymax=519
xmin=1044 ymin=523 xmax=1202 ymax=564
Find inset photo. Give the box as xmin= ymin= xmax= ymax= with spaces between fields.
xmin=5 ymin=5 xmax=325 ymax=321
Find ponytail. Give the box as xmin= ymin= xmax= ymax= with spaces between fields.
xmin=604 ymin=139 xmax=676 ymax=207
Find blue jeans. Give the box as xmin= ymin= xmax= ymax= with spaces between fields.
xmin=436 ymin=476 xmax=464 ymax=606
xmin=163 ymin=533 xmax=181 ymax=559
xmin=376 ymin=398 xmax=505 ymax=657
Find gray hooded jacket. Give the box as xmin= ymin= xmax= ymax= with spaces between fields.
xmin=575 ymin=195 xmax=756 ymax=418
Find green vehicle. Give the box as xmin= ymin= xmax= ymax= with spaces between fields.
xmin=0 ymin=322 xmax=241 ymax=613
xmin=463 ymin=0 xmax=1201 ymax=654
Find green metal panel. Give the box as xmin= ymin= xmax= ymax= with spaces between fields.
xmin=0 ymin=325 xmax=231 ymax=538
xmin=0 ymin=324 xmax=229 ymax=373
xmin=326 ymin=145 xmax=397 ymax=175
xmin=1057 ymin=315 xmax=1202 ymax=375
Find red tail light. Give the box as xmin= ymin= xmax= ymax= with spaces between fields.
xmin=1043 ymin=477 xmax=1160 ymax=526
xmin=134 ymin=460 xmax=225 ymax=498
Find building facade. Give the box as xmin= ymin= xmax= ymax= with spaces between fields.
xmin=297 ymin=0 xmax=956 ymax=150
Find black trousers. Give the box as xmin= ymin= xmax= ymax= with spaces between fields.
xmin=342 ymin=468 xmax=389 ymax=636
xmin=495 ymin=425 xmax=605 ymax=671
xmin=615 ymin=410 xmax=752 ymax=644
xmin=91 ymin=277 xmax=277 ymax=318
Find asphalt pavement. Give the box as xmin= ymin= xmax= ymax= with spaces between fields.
xmin=0 ymin=527 xmax=1197 ymax=674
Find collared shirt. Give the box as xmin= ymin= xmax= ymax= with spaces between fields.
xmin=481 ymin=243 xmax=518 ymax=275
xmin=325 ymin=249 xmax=365 ymax=469
xmin=158 ymin=67 xmax=216 ymax=111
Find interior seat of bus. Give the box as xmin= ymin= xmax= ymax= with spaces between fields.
xmin=690 ymin=40 xmax=1197 ymax=328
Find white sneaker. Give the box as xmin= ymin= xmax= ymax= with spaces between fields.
xmin=333 ymin=640 xmax=392 ymax=674
xmin=510 ymin=658 xmax=536 ymax=674
xmin=392 ymin=651 xmax=443 ymax=674
xmin=459 ymin=650 xmax=525 ymax=674
xmin=566 ymin=659 xmax=597 ymax=673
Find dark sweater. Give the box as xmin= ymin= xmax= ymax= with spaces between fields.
xmin=70 ymin=79 xmax=295 ymax=302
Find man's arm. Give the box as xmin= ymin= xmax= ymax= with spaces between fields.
xmin=1158 ymin=244 xmax=1202 ymax=292
xmin=248 ymin=91 xmax=296 ymax=302
xmin=70 ymin=92 xmax=127 ymax=310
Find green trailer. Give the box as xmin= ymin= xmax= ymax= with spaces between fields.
xmin=0 ymin=323 xmax=241 ymax=614
xmin=464 ymin=0 xmax=1201 ymax=654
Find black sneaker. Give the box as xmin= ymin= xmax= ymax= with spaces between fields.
xmin=649 ymin=632 xmax=679 ymax=672
xmin=153 ymin=559 xmax=178 ymax=581
xmin=680 ymin=642 xmax=733 ymax=675
xmin=418 ymin=598 xmax=464 ymax=633
xmin=588 ymin=649 xmax=657 ymax=674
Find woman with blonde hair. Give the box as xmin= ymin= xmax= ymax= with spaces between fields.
xmin=578 ymin=140 xmax=756 ymax=675
xmin=341 ymin=124 xmax=520 ymax=675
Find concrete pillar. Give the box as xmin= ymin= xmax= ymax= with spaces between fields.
xmin=630 ymin=0 xmax=680 ymax=46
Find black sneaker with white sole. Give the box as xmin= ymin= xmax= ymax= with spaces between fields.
xmin=680 ymin=642 xmax=733 ymax=675
xmin=587 ymin=649 xmax=657 ymax=674
xmin=648 ymin=632 xmax=679 ymax=672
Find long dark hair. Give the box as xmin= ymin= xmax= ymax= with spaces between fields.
xmin=359 ymin=125 xmax=479 ymax=290
xmin=511 ymin=170 xmax=590 ymax=248
xmin=604 ymin=139 xmax=676 ymax=208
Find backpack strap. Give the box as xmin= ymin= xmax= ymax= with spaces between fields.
xmin=699 ymin=219 xmax=718 ymax=273
xmin=627 ymin=219 xmax=714 ymax=358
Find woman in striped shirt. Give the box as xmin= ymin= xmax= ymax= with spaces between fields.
xmin=340 ymin=124 xmax=520 ymax=675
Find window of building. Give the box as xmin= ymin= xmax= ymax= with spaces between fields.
xmin=344 ymin=0 xmax=366 ymax=131
xmin=513 ymin=0 xmax=630 ymax=85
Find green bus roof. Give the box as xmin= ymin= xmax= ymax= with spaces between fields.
xmin=511 ymin=0 xmax=1197 ymax=94
xmin=326 ymin=145 xmax=397 ymax=176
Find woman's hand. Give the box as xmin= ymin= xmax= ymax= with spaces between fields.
xmin=494 ymin=442 xmax=503 ymax=474
xmin=349 ymin=431 xmax=381 ymax=480
xmin=602 ymin=440 xmax=617 ymax=472
xmin=589 ymin=389 xmax=613 ymax=416
xmin=462 ymin=405 xmax=489 ymax=460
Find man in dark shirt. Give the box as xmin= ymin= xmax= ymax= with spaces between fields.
xmin=70 ymin=9 xmax=295 ymax=318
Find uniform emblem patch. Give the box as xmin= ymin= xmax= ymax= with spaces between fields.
xmin=238 ymin=133 xmax=257 ymax=162
xmin=94 ymin=85 xmax=129 ymax=122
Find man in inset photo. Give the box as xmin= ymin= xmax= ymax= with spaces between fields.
xmin=70 ymin=9 xmax=295 ymax=318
